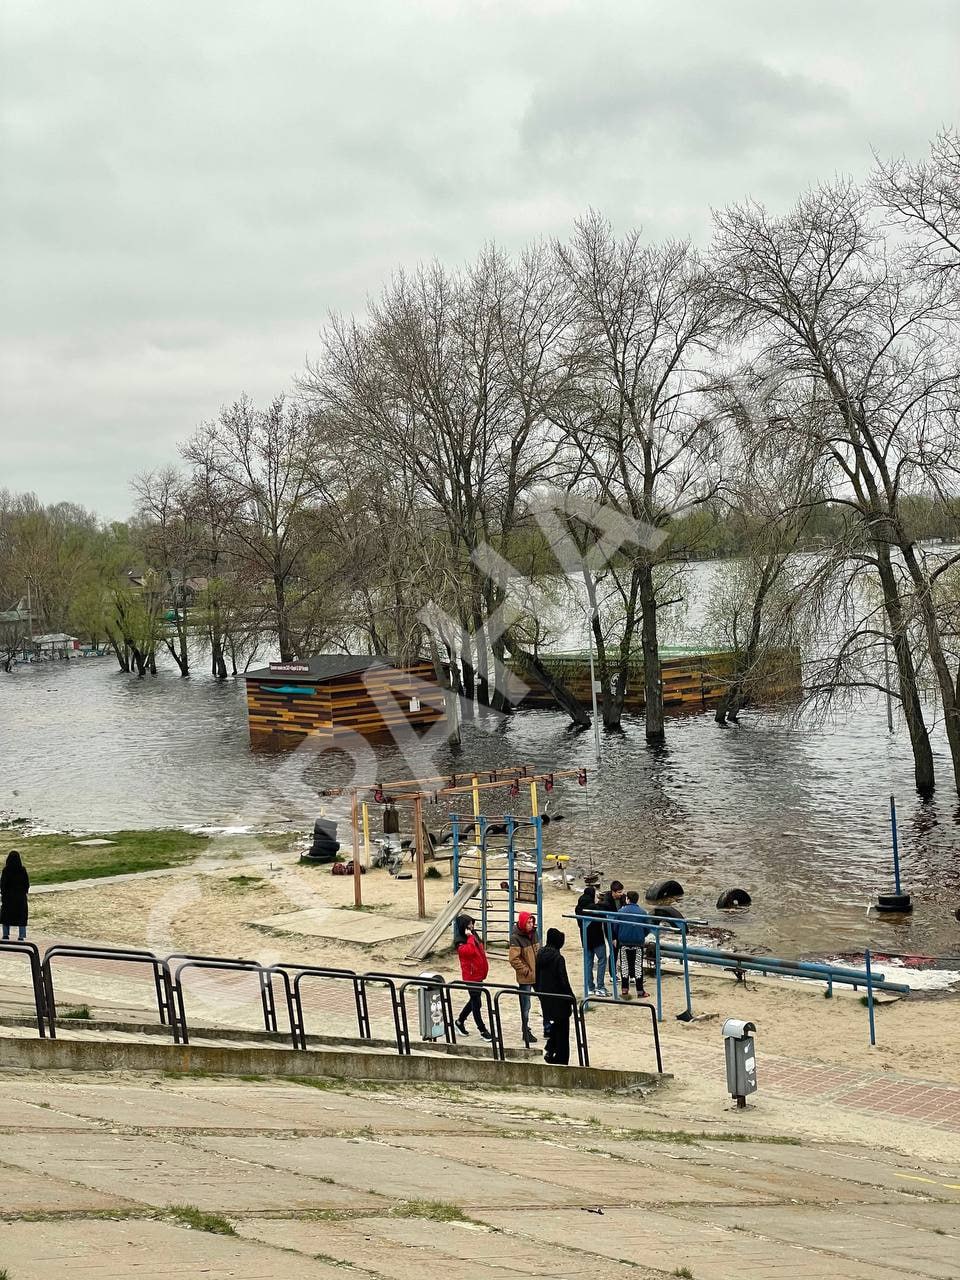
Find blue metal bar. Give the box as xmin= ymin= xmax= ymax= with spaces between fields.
xmin=890 ymin=795 xmax=902 ymax=895
xmin=679 ymin=920 xmax=693 ymax=1019
xmin=654 ymin=929 xmax=662 ymax=1022
xmin=479 ymin=816 xmax=489 ymax=944
xmin=451 ymin=812 xmax=460 ymax=892
xmin=533 ymin=815 xmax=544 ymax=944
xmin=865 ymin=949 xmax=877 ymax=1046
xmin=654 ymin=942 xmax=909 ymax=994
xmin=506 ymin=815 xmax=516 ymax=937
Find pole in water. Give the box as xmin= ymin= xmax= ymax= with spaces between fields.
xmin=874 ymin=794 xmax=911 ymax=913
xmin=587 ymin=633 xmax=602 ymax=765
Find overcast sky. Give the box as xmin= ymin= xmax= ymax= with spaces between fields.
xmin=2 ymin=0 xmax=957 ymax=519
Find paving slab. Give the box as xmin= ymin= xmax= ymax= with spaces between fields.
xmin=0 ymin=1092 xmax=99 ymax=1129
xmin=254 ymin=906 xmax=426 ymax=943
xmin=0 ymin=1217 xmax=353 ymax=1279
xmin=388 ymin=1132 xmax=780 ymax=1205
xmin=689 ymin=1204 xmax=960 ymax=1279
xmin=0 ymin=1158 xmax=133 ymax=1213
xmin=0 ymin=1132 xmax=390 ymax=1212
xmin=237 ymin=1215 xmax=659 ymax=1279
xmin=3 ymin=1082 xmax=311 ymax=1130
xmin=473 ymin=1205 xmax=912 ymax=1280
xmin=174 ymin=1083 xmax=469 ymax=1133
xmin=191 ymin=1133 xmax=625 ymax=1208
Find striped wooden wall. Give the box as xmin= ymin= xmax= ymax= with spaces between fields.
xmin=246 ymin=662 xmax=445 ymax=745
xmin=511 ymin=649 xmax=801 ymax=713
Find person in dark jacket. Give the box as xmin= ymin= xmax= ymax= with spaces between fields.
xmin=0 ymin=851 xmax=29 ymax=942
xmin=616 ymin=890 xmax=649 ymax=998
xmin=575 ymin=884 xmax=609 ymax=997
xmin=535 ymin=928 xmax=575 ymax=1065
xmin=453 ymin=913 xmax=492 ymax=1040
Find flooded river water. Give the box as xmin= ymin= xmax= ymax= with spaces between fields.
xmin=2 ymin=650 xmax=958 ymax=959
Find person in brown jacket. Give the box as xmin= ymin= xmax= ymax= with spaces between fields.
xmin=508 ymin=911 xmax=542 ymax=1047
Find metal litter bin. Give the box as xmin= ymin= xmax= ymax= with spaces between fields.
xmin=417 ymin=972 xmax=447 ymax=1041
xmin=722 ymin=1018 xmax=757 ymax=1108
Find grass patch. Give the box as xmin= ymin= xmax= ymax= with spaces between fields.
xmin=388 ymin=1199 xmax=469 ymax=1223
xmin=168 ymin=1204 xmax=236 ymax=1235
xmin=14 ymin=829 xmax=210 ymax=885
xmin=62 ymin=1004 xmax=92 ymax=1020
xmin=611 ymin=1129 xmax=800 ymax=1147
xmin=0 ymin=1267 xmax=9 ymax=1279
xmin=425 ymin=865 xmax=443 ymax=879
xmin=672 ymin=1269 xmax=694 ymax=1279
xmin=225 ymin=874 xmax=263 ymax=890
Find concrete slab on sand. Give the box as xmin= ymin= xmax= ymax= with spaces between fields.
xmin=0 ymin=1218 xmax=352 ymax=1280
xmin=254 ymin=906 xmax=426 ymax=943
xmin=5 ymin=1072 xmax=958 ymax=1280
xmin=0 ymin=1132 xmax=390 ymax=1212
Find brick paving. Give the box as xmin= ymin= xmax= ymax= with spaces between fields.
xmin=755 ymin=1055 xmax=960 ymax=1132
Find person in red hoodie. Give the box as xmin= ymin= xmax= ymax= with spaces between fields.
xmin=453 ymin=913 xmax=491 ymax=1040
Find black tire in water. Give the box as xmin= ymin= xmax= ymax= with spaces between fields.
xmin=716 ymin=888 xmax=752 ymax=909
xmin=876 ymin=893 xmax=913 ymax=913
xmin=645 ymin=879 xmax=684 ymax=902
xmin=653 ymin=904 xmax=685 ymax=919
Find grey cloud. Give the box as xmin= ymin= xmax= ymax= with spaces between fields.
xmin=521 ymin=57 xmax=852 ymax=159
xmin=1 ymin=0 xmax=956 ymax=516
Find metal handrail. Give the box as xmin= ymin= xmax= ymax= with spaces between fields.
xmin=167 ymin=956 xmax=280 ymax=1046
xmin=493 ymin=987 xmax=588 ymax=1066
xmin=441 ymin=979 xmax=503 ymax=1060
xmin=581 ymin=995 xmax=663 ymax=1074
xmin=41 ymin=943 xmax=178 ymax=1042
xmin=277 ymin=964 xmax=368 ymax=1051
xmin=0 ymin=939 xmax=47 ymax=1038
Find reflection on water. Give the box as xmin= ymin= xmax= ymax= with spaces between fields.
xmin=1 ymin=655 xmax=958 ymax=958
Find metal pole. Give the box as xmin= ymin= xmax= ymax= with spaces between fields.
xmin=654 ymin=929 xmax=663 ymax=1023
xmin=413 ymin=795 xmax=426 ymax=920
xmin=361 ymin=803 xmax=371 ymax=868
xmin=350 ymin=792 xmax=362 ymax=909
xmin=884 ymin=636 xmax=894 ymax=733
xmin=587 ymin=632 xmax=602 ymax=766
xmin=451 ymin=813 xmax=460 ymax=892
xmin=865 ymin=948 xmax=876 ymax=1046
xmin=679 ymin=920 xmax=693 ymax=1021
xmin=890 ymin=794 xmax=901 ymax=896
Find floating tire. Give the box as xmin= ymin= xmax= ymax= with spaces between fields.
xmin=645 ymin=879 xmax=684 ymax=902
xmin=653 ymin=904 xmax=685 ymax=920
xmin=876 ymin=893 xmax=913 ymax=913
xmin=716 ymin=888 xmax=752 ymax=909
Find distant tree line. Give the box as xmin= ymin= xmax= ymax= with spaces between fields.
xmin=2 ymin=131 xmax=958 ymax=794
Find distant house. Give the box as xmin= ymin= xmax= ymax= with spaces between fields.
xmin=32 ymin=633 xmax=80 ymax=658
xmin=0 ymin=602 xmax=31 ymax=653
xmin=243 ymin=654 xmax=444 ymax=745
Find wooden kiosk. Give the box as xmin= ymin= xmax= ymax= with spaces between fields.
xmin=243 ymin=654 xmax=444 ymax=746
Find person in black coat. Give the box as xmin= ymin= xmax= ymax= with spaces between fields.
xmin=0 ymin=851 xmax=29 ymax=942
xmin=535 ymin=928 xmax=575 ymax=1065
xmin=575 ymin=884 xmax=609 ymax=996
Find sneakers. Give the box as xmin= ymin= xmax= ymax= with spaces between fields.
xmin=596 ymin=988 xmax=610 ymax=998
xmin=620 ymin=984 xmax=630 ymax=1000
xmin=455 ymin=1019 xmax=469 ymax=1036
xmin=479 ymin=1028 xmax=492 ymax=1041
xmin=523 ymin=1031 xmax=539 ymax=1046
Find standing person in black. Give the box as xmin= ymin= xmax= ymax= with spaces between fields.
xmin=535 ymin=928 xmax=575 ymax=1065
xmin=574 ymin=884 xmax=608 ymax=996
xmin=596 ymin=880 xmax=625 ymax=990
xmin=0 ymin=851 xmax=29 ymax=942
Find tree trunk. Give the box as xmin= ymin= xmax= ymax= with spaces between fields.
xmin=274 ymin=573 xmax=292 ymax=662
xmin=638 ymin=561 xmax=664 ymax=744
xmin=876 ymin=548 xmax=935 ymax=795
xmin=459 ymin=624 xmax=476 ymax=718
xmin=503 ymin=635 xmax=591 ymax=727
xmin=428 ymin=635 xmax=461 ymax=750
xmin=900 ymin=542 xmax=960 ymax=795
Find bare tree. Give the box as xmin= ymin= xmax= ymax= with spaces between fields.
xmin=712 ymin=180 xmax=960 ymax=794
xmin=555 ymin=214 xmax=721 ymax=738
xmin=183 ymin=396 xmax=332 ymax=663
